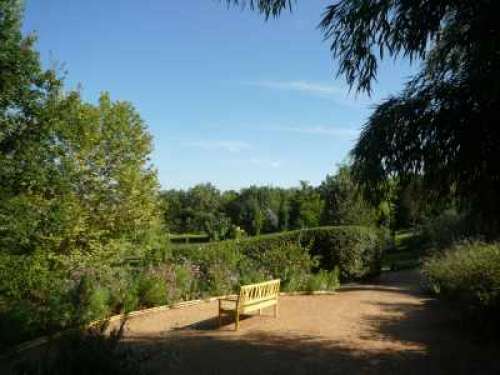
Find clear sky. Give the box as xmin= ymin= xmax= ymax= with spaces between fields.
xmin=24 ymin=0 xmax=417 ymax=191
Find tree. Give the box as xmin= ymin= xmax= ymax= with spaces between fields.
xmin=226 ymin=0 xmax=500 ymax=233
xmin=1 ymin=2 xmax=162 ymax=254
xmin=1 ymin=90 xmax=161 ymax=255
xmin=320 ymin=165 xmax=377 ymax=227
xmin=160 ymin=189 xmax=186 ymax=233
xmin=289 ymin=181 xmax=323 ymax=229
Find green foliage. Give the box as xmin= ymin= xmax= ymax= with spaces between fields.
xmin=393 ymin=178 xmax=431 ymax=229
xmin=423 ymin=242 xmax=500 ymax=316
xmin=161 ymin=174 xmax=387 ymax=241
xmin=226 ymin=0 xmax=500 ymax=234
xmin=320 ymin=165 xmax=378 ymax=227
xmin=160 ymin=183 xmax=230 ymax=238
xmin=338 ymin=0 xmax=500 ymax=230
xmin=75 ymin=277 xmax=112 ymax=324
xmin=0 ymin=0 xmax=59 ymax=121
xmin=382 ymin=230 xmax=420 ymax=270
xmin=1 ymin=4 xmax=162 ymax=256
xmin=173 ymin=236 xmax=318 ymax=294
xmin=0 ymin=225 xmax=384 ymax=349
xmin=240 ymin=226 xmax=388 ymax=280
xmin=136 ymin=273 xmax=168 ymax=307
xmin=288 ymin=181 xmax=323 ymax=229
xmin=0 ymin=252 xmax=75 ymax=347
xmin=0 ymin=253 xmax=179 ymax=349
xmin=12 ymin=326 xmax=142 ymax=375
xmin=419 ymin=210 xmax=470 ymax=250
xmin=250 ymin=241 xmax=318 ymax=292
xmin=176 ymin=225 xmax=388 ymax=282
xmin=302 ymin=226 xmax=387 ymax=280
xmin=224 ymin=0 xmax=293 ymax=20
xmin=1 ymin=90 xmax=162 ymax=256
xmin=134 ymin=263 xmax=198 ymax=306
xmin=306 ymin=268 xmax=340 ymax=292
xmin=169 ymin=233 xmax=210 ymax=245
xmin=174 ymin=241 xmax=244 ymax=296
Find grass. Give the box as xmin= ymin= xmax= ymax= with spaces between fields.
xmin=382 ymin=230 xmax=424 ymax=271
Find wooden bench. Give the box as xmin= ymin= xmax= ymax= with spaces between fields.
xmin=218 ymin=279 xmax=280 ymax=331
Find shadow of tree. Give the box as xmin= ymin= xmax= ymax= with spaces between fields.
xmin=4 ymin=278 xmax=500 ymax=375
xmin=124 ymin=289 xmax=500 ymax=375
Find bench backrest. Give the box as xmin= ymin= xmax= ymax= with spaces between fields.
xmin=239 ymin=279 xmax=280 ymax=305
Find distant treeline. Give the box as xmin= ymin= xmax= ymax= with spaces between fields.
xmin=160 ymin=165 xmax=433 ymax=240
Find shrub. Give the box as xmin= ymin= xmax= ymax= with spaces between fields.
xmin=298 ymin=226 xmax=387 ymax=280
xmin=12 ymin=325 xmax=141 ymax=375
xmin=171 ymin=264 xmax=197 ymax=301
xmin=200 ymin=225 xmax=388 ymax=281
xmin=422 ymin=242 xmax=500 ymax=316
xmin=305 ymin=268 xmax=340 ymax=292
xmin=136 ymin=272 xmax=168 ymax=307
xmin=174 ymin=241 xmax=243 ymax=296
xmin=74 ymin=276 xmax=112 ymax=324
xmin=419 ymin=209 xmax=473 ymax=249
xmin=0 ymin=252 xmax=76 ymax=350
xmin=248 ymin=241 xmax=318 ymax=291
xmin=1 ymin=225 xmax=387 ymax=349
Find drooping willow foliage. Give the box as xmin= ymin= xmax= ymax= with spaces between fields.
xmin=226 ymin=0 xmax=500 ymax=232
xmin=346 ymin=1 xmax=500 ymax=231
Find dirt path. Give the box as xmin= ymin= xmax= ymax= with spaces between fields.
xmin=115 ymin=271 xmax=499 ymax=374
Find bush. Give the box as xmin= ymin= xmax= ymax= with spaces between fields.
xmin=305 ymin=268 xmax=340 ymax=292
xmin=173 ymin=225 xmax=385 ymax=295
xmin=1 ymin=225 xmax=386 ymax=349
xmin=12 ymin=325 xmax=142 ymax=375
xmin=250 ymin=241 xmax=318 ymax=291
xmin=241 ymin=226 xmax=387 ymax=281
xmin=173 ymin=241 xmax=244 ymax=296
xmin=419 ymin=209 xmax=474 ymax=249
xmin=0 ymin=252 xmax=77 ymax=350
xmin=136 ymin=272 xmax=168 ymax=307
xmin=180 ymin=225 xmax=387 ymax=281
xmin=298 ymin=226 xmax=387 ymax=280
xmin=422 ymin=242 xmax=500 ymax=316
xmin=75 ymin=277 xmax=112 ymax=323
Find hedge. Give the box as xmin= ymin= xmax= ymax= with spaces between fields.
xmin=0 ymin=225 xmax=386 ymax=350
xmin=173 ymin=225 xmax=389 ymax=281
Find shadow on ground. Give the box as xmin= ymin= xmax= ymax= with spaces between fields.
xmin=4 ymin=273 xmax=500 ymax=375
xmin=129 ymin=287 xmax=500 ymax=375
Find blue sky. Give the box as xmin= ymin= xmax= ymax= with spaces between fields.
xmin=24 ymin=0 xmax=417 ymax=190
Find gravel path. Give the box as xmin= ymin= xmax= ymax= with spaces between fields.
xmin=116 ymin=271 xmax=500 ymax=374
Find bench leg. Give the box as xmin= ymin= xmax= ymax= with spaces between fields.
xmin=258 ymin=308 xmax=262 ymax=316
xmin=235 ymin=310 xmax=240 ymax=331
xmin=274 ymin=304 xmax=278 ymax=318
xmin=218 ymin=300 xmax=222 ymax=327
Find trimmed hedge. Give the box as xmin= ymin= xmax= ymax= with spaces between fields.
xmin=0 ymin=225 xmax=386 ymax=350
xmin=173 ymin=226 xmax=389 ymax=282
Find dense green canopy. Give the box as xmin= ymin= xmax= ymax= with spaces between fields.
xmin=0 ymin=1 xmax=161 ymax=255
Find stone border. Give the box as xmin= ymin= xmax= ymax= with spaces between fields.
xmin=4 ymin=290 xmax=339 ymax=358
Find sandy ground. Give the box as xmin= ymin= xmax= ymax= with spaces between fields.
xmin=110 ymin=271 xmax=500 ymax=375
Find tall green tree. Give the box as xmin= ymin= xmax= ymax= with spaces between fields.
xmin=1 ymin=91 xmax=161 ymax=255
xmin=289 ymin=181 xmax=323 ymax=229
xmin=320 ymin=165 xmax=377 ymax=227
